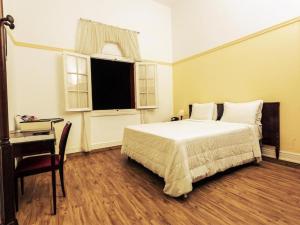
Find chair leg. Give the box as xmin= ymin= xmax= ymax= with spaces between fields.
xmin=21 ymin=177 xmax=24 ymax=195
xmin=14 ymin=177 xmax=18 ymax=212
xmin=59 ymin=167 xmax=66 ymax=197
xmin=51 ymin=169 xmax=56 ymax=215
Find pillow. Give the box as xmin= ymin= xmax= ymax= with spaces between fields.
xmin=221 ymin=100 xmax=263 ymax=125
xmin=256 ymin=100 xmax=264 ymax=126
xmin=191 ymin=103 xmax=217 ymax=120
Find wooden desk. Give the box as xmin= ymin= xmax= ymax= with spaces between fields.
xmin=10 ymin=130 xmax=57 ymax=215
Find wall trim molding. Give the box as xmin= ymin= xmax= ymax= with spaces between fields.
xmin=6 ymin=16 xmax=300 ymax=66
xmin=6 ymin=30 xmax=74 ymax=53
xmin=262 ymin=145 xmax=300 ymax=164
xmin=6 ymin=30 xmax=172 ymax=66
xmin=174 ymin=16 xmax=300 ymax=65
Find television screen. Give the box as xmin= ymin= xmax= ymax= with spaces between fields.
xmin=90 ymin=58 xmax=135 ymax=110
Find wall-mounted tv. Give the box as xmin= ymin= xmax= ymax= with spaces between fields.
xmin=90 ymin=58 xmax=135 ymax=110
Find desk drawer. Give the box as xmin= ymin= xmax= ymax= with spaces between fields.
xmin=12 ymin=140 xmax=55 ymax=157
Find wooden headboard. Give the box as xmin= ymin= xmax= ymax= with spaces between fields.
xmin=189 ymin=102 xmax=280 ymax=159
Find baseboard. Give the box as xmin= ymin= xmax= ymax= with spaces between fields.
xmin=262 ymin=145 xmax=300 ymax=164
xmin=66 ymin=146 xmax=82 ymax=154
xmin=66 ymin=141 xmax=121 ymax=155
xmin=67 ymin=145 xmax=121 ymax=158
xmin=67 ymin=144 xmax=300 ymax=164
xmin=90 ymin=141 xmax=122 ymax=151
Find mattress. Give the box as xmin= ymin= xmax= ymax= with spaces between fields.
xmin=121 ymin=119 xmax=262 ymax=197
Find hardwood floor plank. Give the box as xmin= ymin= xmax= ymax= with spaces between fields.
xmin=17 ymin=149 xmax=300 ymax=225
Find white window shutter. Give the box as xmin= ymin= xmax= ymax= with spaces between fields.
xmin=135 ymin=63 xmax=158 ymax=109
xmin=63 ymin=52 xmax=92 ymax=111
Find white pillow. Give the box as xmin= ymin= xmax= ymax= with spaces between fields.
xmin=221 ymin=100 xmax=263 ymax=125
xmin=191 ymin=103 xmax=217 ymax=120
xmin=256 ymin=100 xmax=264 ymax=126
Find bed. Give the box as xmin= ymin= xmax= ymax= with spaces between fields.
xmin=121 ymin=102 xmax=280 ymax=197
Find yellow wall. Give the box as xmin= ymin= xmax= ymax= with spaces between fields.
xmin=173 ymin=22 xmax=300 ymax=153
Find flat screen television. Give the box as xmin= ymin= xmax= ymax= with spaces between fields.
xmin=90 ymin=58 xmax=135 ymax=110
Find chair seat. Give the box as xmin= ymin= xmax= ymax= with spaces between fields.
xmin=16 ymin=154 xmax=60 ymax=175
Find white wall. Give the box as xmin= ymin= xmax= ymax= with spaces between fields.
xmin=4 ymin=0 xmax=173 ymax=153
xmin=5 ymin=0 xmax=172 ymax=63
xmin=172 ymin=0 xmax=300 ymax=61
xmin=6 ymin=38 xmax=16 ymax=130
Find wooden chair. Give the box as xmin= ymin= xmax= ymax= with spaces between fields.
xmin=14 ymin=122 xmax=72 ymax=212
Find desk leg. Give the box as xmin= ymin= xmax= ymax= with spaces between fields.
xmin=51 ymin=144 xmax=56 ymax=215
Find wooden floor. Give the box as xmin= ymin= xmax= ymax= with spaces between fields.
xmin=17 ymin=149 xmax=300 ymax=225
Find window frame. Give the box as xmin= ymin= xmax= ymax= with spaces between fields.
xmin=135 ymin=62 xmax=158 ymax=109
xmin=63 ymin=52 xmax=93 ymax=112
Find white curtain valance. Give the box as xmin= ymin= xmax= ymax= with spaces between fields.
xmin=75 ymin=19 xmax=141 ymax=60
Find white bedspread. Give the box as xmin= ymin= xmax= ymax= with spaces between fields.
xmin=121 ymin=119 xmax=262 ymax=197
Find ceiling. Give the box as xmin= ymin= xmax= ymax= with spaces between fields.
xmin=153 ymin=0 xmax=178 ymax=7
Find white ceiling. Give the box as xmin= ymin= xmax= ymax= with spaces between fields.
xmin=153 ymin=0 xmax=178 ymax=7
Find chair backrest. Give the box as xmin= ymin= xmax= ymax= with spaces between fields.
xmin=59 ymin=122 xmax=72 ymax=165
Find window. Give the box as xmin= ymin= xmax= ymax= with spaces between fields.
xmin=90 ymin=58 xmax=135 ymax=110
xmin=101 ymin=43 xmax=122 ymax=57
xmin=63 ymin=53 xmax=158 ymax=111
xmin=63 ymin=52 xmax=92 ymax=111
xmin=135 ymin=63 xmax=157 ymax=109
